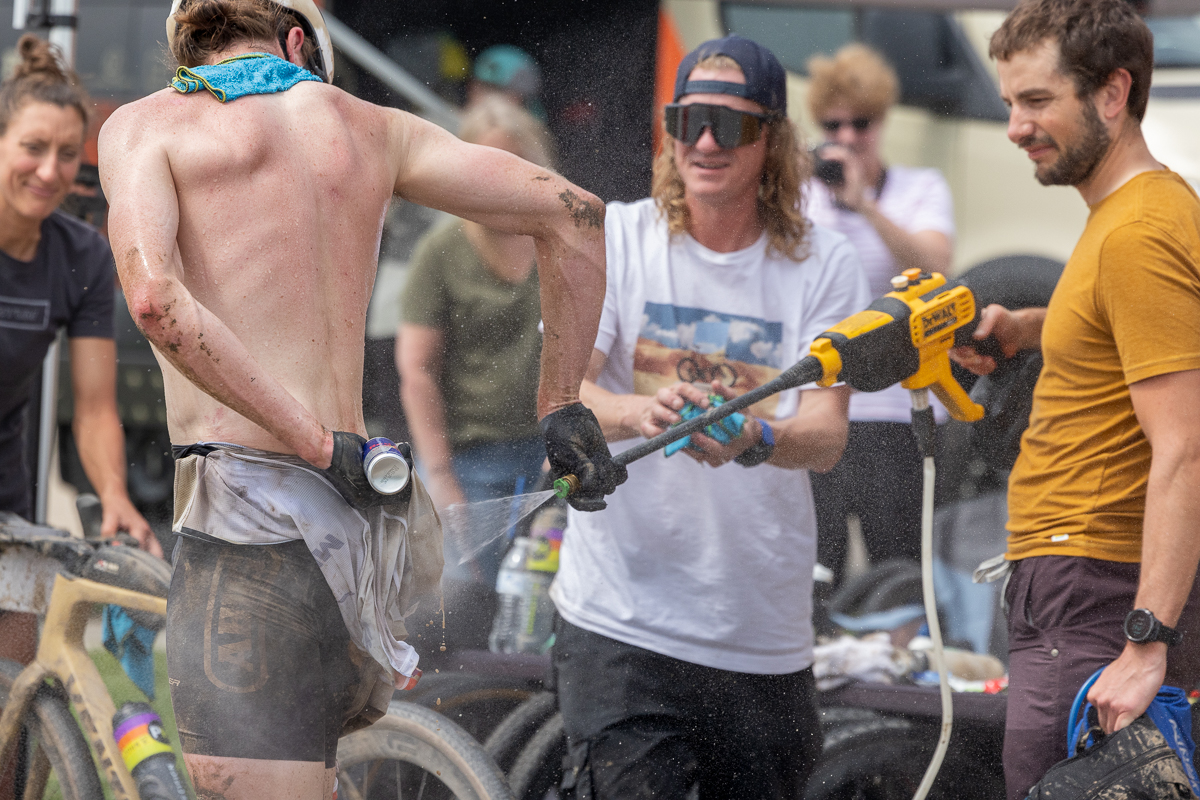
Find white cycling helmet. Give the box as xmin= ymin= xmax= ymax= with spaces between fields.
xmin=166 ymin=0 xmax=335 ymax=83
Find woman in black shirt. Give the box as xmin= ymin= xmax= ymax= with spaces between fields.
xmin=0 ymin=34 xmax=156 ymax=666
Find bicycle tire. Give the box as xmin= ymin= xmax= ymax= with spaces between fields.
xmin=482 ymin=691 xmax=556 ymax=773
xmin=0 ymin=659 xmax=104 ymax=800
xmin=505 ymin=711 xmax=565 ymax=800
xmin=337 ymin=701 xmax=513 ymax=800
xmin=804 ymin=717 xmax=1004 ymax=800
xmin=405 ymin=672 xmax=536 ymax=744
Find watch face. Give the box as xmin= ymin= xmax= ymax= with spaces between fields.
xmin=1126 ymin=609 xmax=1155 ymax=642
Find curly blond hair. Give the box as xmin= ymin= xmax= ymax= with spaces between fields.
xmin=652 ymin=56 xmax=810 ymax=260
xmin=807 ymin=44 xmax=898 ymax=122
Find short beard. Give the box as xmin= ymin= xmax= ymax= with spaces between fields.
xmin=1024 ymin=102 xmax=1112 ymax=187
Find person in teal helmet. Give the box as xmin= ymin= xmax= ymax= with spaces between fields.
xmin=469 ymin=44 xmax=547 ymax=121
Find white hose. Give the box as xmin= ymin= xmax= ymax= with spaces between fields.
xmin=911 ymin=390 xmax=953 ymax=800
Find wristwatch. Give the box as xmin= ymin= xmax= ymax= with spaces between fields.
xmin=1124 ymin=608 xmax=1183 ymax=647
xmin=734 ymin=419 xmax=775 ymax=467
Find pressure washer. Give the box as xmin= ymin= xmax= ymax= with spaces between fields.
xmin=556 ymin=268 xmax=989 ymax=800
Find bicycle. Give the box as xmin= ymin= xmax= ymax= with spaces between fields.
xmin=675 ymin=356 xmax=738 ymax=387
xmin=0 ymin=507 xmax=513 ymax=800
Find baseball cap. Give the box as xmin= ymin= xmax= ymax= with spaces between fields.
xmin=474 ymin=44 xmax=542 ymax=98
xmin=673 ymin=34 xmax=786 ymax=116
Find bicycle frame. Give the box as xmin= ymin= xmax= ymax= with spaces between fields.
xmin=0 ymin=569 xmax=166 ymax=800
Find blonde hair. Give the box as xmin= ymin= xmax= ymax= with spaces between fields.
xmin=458 ymin=95 xmax=556 ymax=170
xmin=652 ymin=55 xmax=810 ymax=260
xmin=0 ymin=34 xmax=89 ymax=136
xmin=807 ymin=44 xmax=899 ymax=122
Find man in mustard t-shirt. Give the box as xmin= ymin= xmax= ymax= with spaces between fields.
xmin=952 ymin=1 xmax=1200 ymax=797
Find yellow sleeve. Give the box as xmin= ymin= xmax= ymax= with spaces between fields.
xmin=1097 ymin=221 xmax=1200 ymax=385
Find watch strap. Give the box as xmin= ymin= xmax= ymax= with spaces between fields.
xmin=734 ymin=419 xmax=775 ymax=467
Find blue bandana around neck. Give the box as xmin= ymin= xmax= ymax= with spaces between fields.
xmin=171 ymin=52 xmax=320 ymax=103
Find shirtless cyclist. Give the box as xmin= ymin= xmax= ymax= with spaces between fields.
xmin=98 ymin=0 xmax=625 ymax=797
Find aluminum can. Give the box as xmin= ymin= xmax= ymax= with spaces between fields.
xmin=362 ymin=437 xmax=411 ymax=495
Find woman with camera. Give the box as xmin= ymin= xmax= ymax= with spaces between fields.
xmin=805 ymin=44 xmax=955 ymax=585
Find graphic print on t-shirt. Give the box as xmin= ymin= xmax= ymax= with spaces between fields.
xmin=634 ymin=301 xmax=783 ymax=418
xmin=0 ymin=296 xmax=50 ymax=331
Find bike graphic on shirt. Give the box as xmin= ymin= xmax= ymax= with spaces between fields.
xmin=635 ymin=301 xmax=783 ymax=418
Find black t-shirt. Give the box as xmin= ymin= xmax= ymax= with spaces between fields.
xmin=0 ymin=211 xmax=115 ymax=516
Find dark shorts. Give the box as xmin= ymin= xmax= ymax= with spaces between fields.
xmin=167 ymin=536 xmax=380 ymax=766
xmin=552 ymin=618 xmax=823 ymax=800
xmin=1003 ymin=555 xmax=1200 ymax=800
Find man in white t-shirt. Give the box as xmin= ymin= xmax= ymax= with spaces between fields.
xmin=804 ymin=44 xmax=956 ymax=586
xmin=549 ymin=35 xmax=869 ymax=799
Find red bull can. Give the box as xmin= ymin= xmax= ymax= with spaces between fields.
xmin=362 ymin=437 xmax=411 ymax=495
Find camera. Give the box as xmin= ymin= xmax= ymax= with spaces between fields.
xmin=811 ymin=146 xmax=845 ymax=187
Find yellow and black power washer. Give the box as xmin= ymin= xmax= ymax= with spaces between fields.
xmin=553 ymin=269 xmax=985 ymax=497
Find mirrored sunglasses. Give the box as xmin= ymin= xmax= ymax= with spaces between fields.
xmin=820 ymin=117 xmax=873 ymax=134
xmin=663 ymin=103 xmax=773 ymax=149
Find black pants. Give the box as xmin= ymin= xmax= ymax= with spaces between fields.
xmin=811 ymin=421 xmax=923 ymax=584
xmin=552 ymin=619 xmax=822 ymax=800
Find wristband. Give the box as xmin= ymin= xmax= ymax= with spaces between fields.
xmin=734 ymin=419 xmax=775 ymax=467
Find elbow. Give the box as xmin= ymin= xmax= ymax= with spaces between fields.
xmin=549 ymin=184 xmax=605 ymax=241
xmin=126 ymin=288 xmax=181 ymax=350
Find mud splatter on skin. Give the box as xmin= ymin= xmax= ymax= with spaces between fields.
xmin=188 ymin=760 xmax=237 ymax=800
xmin=198 ymin=332 xmax=221 ymax=363
xmin=558 ymin=189 xmax=604 ymax=230
xmin=533 ymin=175 xmax=551 ymax=181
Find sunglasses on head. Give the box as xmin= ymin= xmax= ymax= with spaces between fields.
xmin=821 ymin=117 xmax=873 ymax=134
xmin=663 ymin=103 xmax=774 ymax=149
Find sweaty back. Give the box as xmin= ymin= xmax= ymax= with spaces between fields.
xmin=154 ymin=78 xmax=397 ymax=447
xmin=1006 ymin=170 xmax=1200 ymax=561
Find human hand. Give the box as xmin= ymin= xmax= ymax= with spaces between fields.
xmin=950 ymin=304 xmax=1022 ymax=376
xmin=321 ymin=431 xmax=413 ymax=509
xmin=100 ymin=494 xmax=162 ymax=558
xmin=1086 ymin=643 xmax=1167 ymax=734
xmin=821 ymin=144 xmax=869 ymax=212
xmin=682 ymin=380 xmax=762 ymax=467
xmin=638 ymin=381 xmax=713 ymax=439
xmin=541 ymin=403 xmax=627 ymax=512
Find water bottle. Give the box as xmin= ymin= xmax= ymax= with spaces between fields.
xmin=112 ymin=703 xmax=188 ymax=800
xmin=489 ymin=536 xmax=556 ymax=654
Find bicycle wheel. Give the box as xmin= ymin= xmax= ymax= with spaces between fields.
xmin=405 ymin=672 xmax=536 ymax=744
xmin=505 ymin=712 xmax=564 ymax=800
xmin=803 ymin=717 xmax=1004 ymax=800
xmin=337 ymin=701 xmax=513 ymax=800
xmin=483 ymin=691 xmax=557 ymax=773
xmin=0 ymin=659 xmax=104 ymax=800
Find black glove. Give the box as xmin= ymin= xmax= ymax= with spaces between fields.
xmin=540 ymin=404 xmax=627 ymax=512
xmin=321 ymin=431 xmax=413 ymax=509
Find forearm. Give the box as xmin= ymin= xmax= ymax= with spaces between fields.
xmin=72 ymin=407 xmax=130 ymax=504
xmin=535 ymin=224 xmax=606 ymax=418
xmin=579 ymin=379 xmax=650 ymax=442
xmin=861 ymin=205 xmax=951 ymax=274
xmin=766 ymin=387 xmax=850 ymax=471
xmin=399 ymin=371 xmax=457 ymax=476
xmin=127 ymin=278 xmax=330 ymax=466
xmin=1008 ymin=308 xmax=1047 ymax=351
xmin=1133 ymin=449 xmax=1200 ymax=626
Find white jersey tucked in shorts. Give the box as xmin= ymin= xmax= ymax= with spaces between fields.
xmin=551 ymin=198 xmax=869 ymax=675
